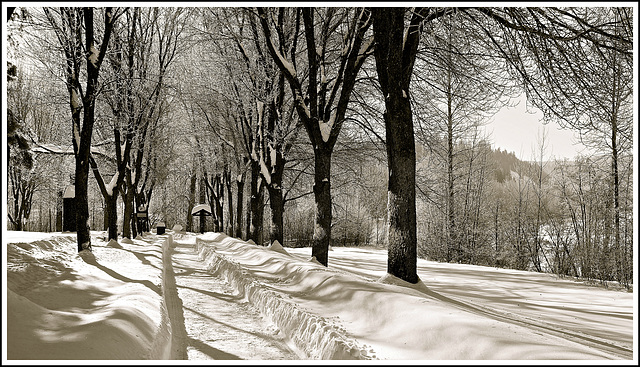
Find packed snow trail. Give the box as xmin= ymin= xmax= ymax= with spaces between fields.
xmin=168 ymin=235 xmax=299 ymax=360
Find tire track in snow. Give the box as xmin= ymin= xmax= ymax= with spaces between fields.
xmin=411 ymin=286 xmax=632 ymax=360
xmin=170 ymin=238 xmax=299 ymax=360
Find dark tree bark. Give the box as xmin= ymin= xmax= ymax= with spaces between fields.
xmin=257 ymin=7 xmax=373 ymax=265
xmin=216 ymin=175 xmax=223 ymax=232
xmin=446 ymin=84 xmax=456 ymax=263
xmin=88 ymin=124 xmax=132 ymax=241
xmin=44 ymin=7 xmax=118 ymax=251
xmin=371 ymin=7 xmax=433 ymax=284
xmin=267 ymin=184 xmax=284 ymax=245
xmin=122 ymin=168 xmax=136 ymax=238
xmin=261 ymin=73 xmax=290 ymax=247
xmin=186 ymin=171 xmax=197 ymax=232
xmin=203 ymin=171 xmax=223 ymax=232
xmin=311 ymin=146 xmax=332 ymax=265
xmin=249 ymin=159 xmax=265 ymax=245
xmin=205 ymin=172 xmax=224 ymax=233
xmin=235 ymin=164 xmax=246 ymax=239
xmin=199 ymin=175 xmax=207 ymax=233
xmin=244 ymin=181 xmax=252 ymax=241
xmin=224 ymin=168 xmax=234 ymax=236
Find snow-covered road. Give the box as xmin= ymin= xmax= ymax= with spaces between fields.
xmin=169 ymin=235 xmax=299 ymax=360
xmin=4 ymin=230 xmax=635 ymax=361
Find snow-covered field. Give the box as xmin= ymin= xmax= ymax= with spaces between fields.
xmin=3 ymin=230 xmax=637 ymax=363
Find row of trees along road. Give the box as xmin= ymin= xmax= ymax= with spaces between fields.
xmin=6 ymin=7 xmax=632 ymax=286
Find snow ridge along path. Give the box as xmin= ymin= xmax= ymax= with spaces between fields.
xmin=169 ymin=233 xmax=299 ymax=360
xmin=160 ymin=234 xmax=188 ymax=359
xmin=194 ymin=234 xmax=372 ymax=360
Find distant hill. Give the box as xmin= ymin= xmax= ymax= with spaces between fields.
xmin=490 ymin=148 xmax=522 ymax=183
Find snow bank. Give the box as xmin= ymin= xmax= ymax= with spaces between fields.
xmin=194 ymin=234 xmax=626 ymax=360
xmin=195 ymin=235 xmax=372 ymax=360
xmin=6 ymin=230 xmax=631 ymax=361
xmin=106 ymin=238 xmax=121 ymax=248
xmin=5 ymin=231 xmax=175 ymax=360
xmin=158 ymin=233 xmax=187 ymax=359
xmin=268 ymin=240 xmax=290 ymax=255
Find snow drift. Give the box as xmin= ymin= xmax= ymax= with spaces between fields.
xmin=4 ymin=230 xmax=634 ymax=361
xmin=196 ymin=234 xmax=371 ymax=359
xmin=5 ymin=232 xmax=176 ymax=360
xmin=193 ymin=233 xmax=631 ymax=360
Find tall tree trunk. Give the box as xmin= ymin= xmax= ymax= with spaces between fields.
xmin=446 ymin=80 xmax=456 ymax=263
xmin=200 ymin=175 xmax=207 ymax=233
xmin=311 ymin=147 xmax=332 ymax=266
xmin=610 ymin=41 xmax=622 ymax=282
xmin=382 ymin=101 xmax=418 ymax=283
xmin=236 ymin=174 xmax=245 ymax=239
xmin=186 ymin=171 xmax=196 ymax=232
xmin=105 ymin=194 xmax=118 ymax=240
xmin=249 ymin=160 xmax=264 ymax=245
xmin=611 ymin=116 xmax=620 ymax=280
xmin=76 ymin=8 xmax=116 ymax=251
xmin=75 ymin=157 xmax=91 ymax=251
xmin=46 ymin=7 xmax=116 ymax=251
xmin=244 ymin=183 xmax=251 ymax=241
xmin=257 ymin=7 xmax=374 ymax=265
xmin=122 ymin=170 xmax=135 ymax=238
xmin=216 ymin=174 xmax=224 ymax=232
xmin=372 ymin=7 xmax=428 ymax=284
xmin=206 ymin=173 xmax=224 ymax=233
xmin=267 ymin=183 xmax=284 ymax=245
xmin=225 ymin=169 xmax=234 ymax=236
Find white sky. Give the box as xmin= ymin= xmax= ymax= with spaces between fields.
xmin=482 ymin=96 xmax=592 ymax=162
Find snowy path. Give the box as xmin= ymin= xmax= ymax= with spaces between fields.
xmin=169 ymin=237 xmax=300 ymax=360
xmin=5 ymin=231 xmax=634 ymax=361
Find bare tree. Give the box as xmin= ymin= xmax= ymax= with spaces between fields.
xmin=43 ymin=7 xmax=121 ymax=251
xmin=258 ymin=7 xmax=374 ymax=265
xmin=370 ymin=6 xmax=630 ymax=282
xmin=469 ymin=6 xmax=633 ymax=282
xmin=117 ymin=7 xmax=188 ymax=238
xmin=413 ymin=10 xmax=518 ymax=263
xmin=371 ymin=7 xmax=454 ymax=283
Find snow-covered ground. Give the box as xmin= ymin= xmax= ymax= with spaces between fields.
xmin=3 ymin=230 xmax=637 ymax=363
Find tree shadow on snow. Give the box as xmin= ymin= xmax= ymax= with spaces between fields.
xmin=187 ymin=337 xmax=242 ymax=360
xmin=79 ymin=250 xmax=161 ymax=295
